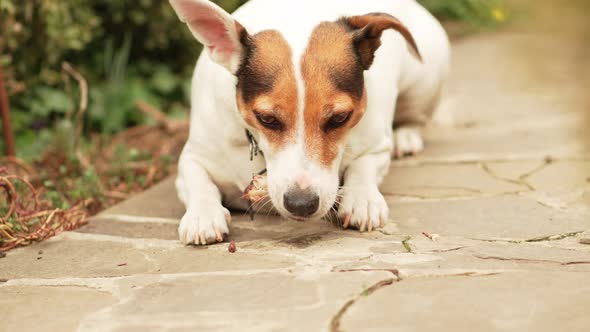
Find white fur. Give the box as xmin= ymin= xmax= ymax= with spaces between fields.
xmin=171 ymin=0 xmax=450 ymax=244
xmin=393 ymin=127 xmax=425 ymax=158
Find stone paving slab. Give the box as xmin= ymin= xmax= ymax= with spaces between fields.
xmin=382 ymin=163 xmax=528 ymax=198
xmin=100 ymin=178 xmax=185 ymax=219
xmin=1 ymin=0 xmax=590 ymax=331
xmin=1 ymin=286 xmax=116 ymax=332
xmin=0 ymin=232 xmax=299 ymax=279
xmin=527 ymin=161 xmax=590 ymax=190
xmin=391 ymin=194 xmax=589 ymax=239
xmin=340 ymin=271 xmax=590 ymax=332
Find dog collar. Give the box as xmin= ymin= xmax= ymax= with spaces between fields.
xmin=245 ymin=129 xmax=260 ymax=161
xmin=245 ymin=129 xmax=267 ymax=220
xmin=245 ymin=129 xmax=266 ymax=175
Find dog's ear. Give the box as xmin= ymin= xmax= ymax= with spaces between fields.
xmin=339 ymin=13 xmax=422 ymax=70
xmin=169 ymin=0 xmax=249 ymax=74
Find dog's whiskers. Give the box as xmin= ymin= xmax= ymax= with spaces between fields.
xmin=328 ymin=205 xmax=342 ymax=228
xmin=241 ymin=194 xmax=270 ymax=219
xmin=254 ymin=198 xmax=274 ymax=216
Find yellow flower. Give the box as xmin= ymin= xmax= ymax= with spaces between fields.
xmin=491 ymin=8 xmax=506 ymax=22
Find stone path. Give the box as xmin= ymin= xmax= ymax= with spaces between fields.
xmin=2 ymin=1 xmax=589 ymax=331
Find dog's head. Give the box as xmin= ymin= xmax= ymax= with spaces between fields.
xmin=170 ymin=0 xmax=420 ymax=221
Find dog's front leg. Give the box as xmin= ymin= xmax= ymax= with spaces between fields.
xmin=176 ymin=144 xmax=231 ymax=245
xmin=338 ymin=146 xmax=391 ymax=232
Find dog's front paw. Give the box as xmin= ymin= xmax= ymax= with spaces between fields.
xmin=338 ymin=186 xmax=389 ymax=232
xmin=178 ymin=202 xmax=231 ymax=245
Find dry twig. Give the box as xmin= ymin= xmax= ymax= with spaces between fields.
xmin=136 ymin=100 xmax=188 ymax=133
xmin=0 ymin=168 xmax=88 ymax=252
xmin=0 ymin=65 xmax=15 ymax=156
xmin=61 ymin=62 xmax=90 ymax=170
xmin=0 ymin=156 xmax=36 ymax=176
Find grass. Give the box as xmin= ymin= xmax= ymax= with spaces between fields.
xmin=402 ymin=236 xmax=413 ymax=253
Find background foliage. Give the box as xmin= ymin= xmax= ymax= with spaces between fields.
xmin=0 ymin=0 xmax=505 ymax=160
xmin=0 ymin=0 xmax=248 ymax=160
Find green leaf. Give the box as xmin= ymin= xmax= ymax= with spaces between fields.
xmin=150 ymin=66 xmax=178 ymax=94
xmin=36 ymin=87 xmax=74 ymax=114
xmin=0 ymin=0 xmax=16 ymax=13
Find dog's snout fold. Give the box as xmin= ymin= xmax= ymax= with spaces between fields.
xmin=283 ymin=188 xmax=320 ymax=218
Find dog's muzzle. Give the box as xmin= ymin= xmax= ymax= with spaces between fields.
xmin=283 ymin=188 xmax=320 ymax=218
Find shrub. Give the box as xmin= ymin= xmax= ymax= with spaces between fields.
xmin=0 ymin=0 xmax=246 ymax=159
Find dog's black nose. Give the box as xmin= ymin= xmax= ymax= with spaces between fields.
xmin=283 ymin=188 xmax=320 ymax=218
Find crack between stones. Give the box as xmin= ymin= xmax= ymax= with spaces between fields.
xmin=330 ymin=278 xmax=397 ymax=332
xmin=474 ymin=255 xmax=590 ymax=266
xmin=534 ymin=199 xmax=560 ymax=210
xmin=392 ymin=156 xmax=590 ymax=167
xmin=329 ymin=268 xmax=400 ymax=332
xmin=481 ymin=159 xmax=586 ymax=214
xmin=382 ymin=191 xmax=536 ymax=203
xmin=382 ymin=192 xmax=469 ymax=201
xmin=31 ymin=283 xmax=115 ymax=294
xmin=470 ymin=230 xmax=587 ymax=244
xmin=526 ymin=231 xmax=587 ymax=242
xmin=332 ymin=268 xmax=401 ymax=278
xmin=382 ymin=190 xmax=489 ymax=202
xmin=329 ymin=269 xmax=499 ymax=332
xmin=480 ymin=163 xmax=536 ymax=191
xmin=384 ymin=185 xmax=484 ymax=197
xmin=478 ymin=157 xmax=558 ymax=198
xmin=0 ymin=268 xmax=293 ymax=287
xmin=518 ymin=158 xmax=553 ymax=181
xmin=427 ymin=246 xmax=469 ymax=253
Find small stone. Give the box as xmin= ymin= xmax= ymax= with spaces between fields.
xmin=38 ymin=250 xmax=43 ymax=255
xmin=544 ymin=155 xmax=554 ymax=164
xmin=580 ymin=237 xmax=590 ymax=245
xmin=422 ymin=232 xmax=440 ymax=242
xmin=37 ymin=257 xmax=42 ymax=260
xmin=0 ymin=278 xmax=8 ymax=283
xmin=228 ymin=240 xmax=237 ymax=253
xmin=0 ymin=251 xmax=6 ymax=259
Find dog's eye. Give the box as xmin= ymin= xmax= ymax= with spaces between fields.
xmin=325 ymin=111 xmax=352 ymax=131
xmin=255 ymin=112 xmax=283 ymax=131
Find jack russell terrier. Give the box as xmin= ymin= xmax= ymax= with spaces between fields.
xmin=169 ymin=0 xmax=450 ymax=245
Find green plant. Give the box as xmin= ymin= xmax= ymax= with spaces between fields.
xmin=0 ymin=0 xmax=247 ymax=160
xmin=418 ymin=0 xmax=508 ymax=27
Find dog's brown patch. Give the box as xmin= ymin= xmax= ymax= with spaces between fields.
xmin=301 ymin=22 xmax=367 ymax=167
xmin=339 ymin=13 xmax=422 ymax=69
xmin=236 ymin=30 xmax=298 ymax=150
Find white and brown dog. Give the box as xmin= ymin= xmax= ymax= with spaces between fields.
xmin=169 ymin=0 xmax=450 ymax=245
